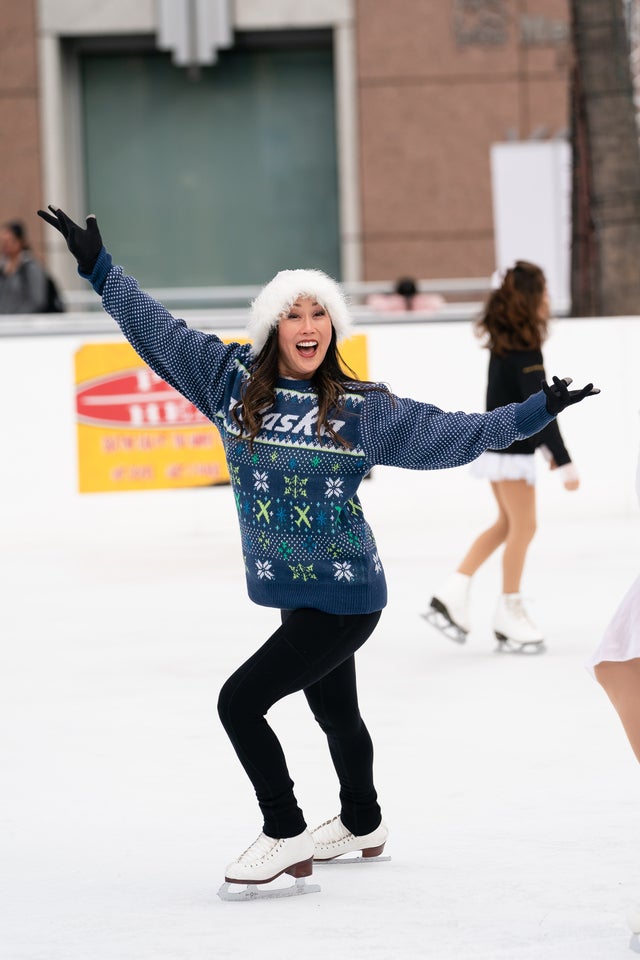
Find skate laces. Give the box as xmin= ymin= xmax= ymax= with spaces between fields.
xmin=236 ymin=832 xmax=280 ymax=863
xmin=506 ymin=595 xmax=535 ymax=626
xmin=313 ymin=816 xmax=352 ymax=844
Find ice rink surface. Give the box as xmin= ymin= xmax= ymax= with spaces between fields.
xmin=2 ymin=456 xmax=639 ymax=960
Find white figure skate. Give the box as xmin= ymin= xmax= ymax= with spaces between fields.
xmin=217 ymin=829 xmax=320 ymax=901
xmin=311 ymin=815 xmax=390 ymax=864
xmin=422 ymin=572 xmax=471 ymax=644
xmin=493 ymin=593 xmax=545 ymax=654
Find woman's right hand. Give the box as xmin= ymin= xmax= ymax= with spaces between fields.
xmin=37 ymin=206 xmax=103 ymax=275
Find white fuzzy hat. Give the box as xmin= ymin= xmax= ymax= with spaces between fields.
xmin=248 ymin=268 xmax=352 ymax=356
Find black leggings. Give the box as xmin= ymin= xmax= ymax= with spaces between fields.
xmin=217 ymin=608 xmax=382 ymax=839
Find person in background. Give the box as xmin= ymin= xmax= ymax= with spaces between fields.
xmin=38 ymin=206 xmax=598 ymax=900
xmin=425 ymin=261 xmax=582 ymax=653
xmin=366 ymin=276 xmax=445 ymax=313
xmin=0 ymin=220 xmax=48 ymax=314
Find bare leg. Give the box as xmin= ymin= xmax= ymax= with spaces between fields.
xmin=458 ymin=482 xmax=509 ymax=576
xmin=494 ymin=479 xmax=537 ymax=594
xmin=594 ymin=658 xmax=640 ymax=763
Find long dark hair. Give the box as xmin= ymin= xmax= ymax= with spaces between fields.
xmin=475 ymin=260 xmax=549 ymax=356
xmin=231 ymin=328 xmax=390 ymax=449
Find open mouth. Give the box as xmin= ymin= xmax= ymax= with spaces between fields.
xmin=296 ymin=340 xmax=318 ymax=358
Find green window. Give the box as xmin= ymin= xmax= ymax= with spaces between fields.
xmin=80 ymin=36 xmax=339 ymax=287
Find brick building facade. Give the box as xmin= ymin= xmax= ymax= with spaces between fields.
xmin=0 ymin=0 xmax=569 ymax=288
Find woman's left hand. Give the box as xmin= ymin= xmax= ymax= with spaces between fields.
xmin=543 ymin=376 xmax=600 ymax=415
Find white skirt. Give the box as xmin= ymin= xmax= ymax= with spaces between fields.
xmin=469 ymin=451 xmax=536 ymax=485
xmin=586 ymin=575 xmax=640 ymax=675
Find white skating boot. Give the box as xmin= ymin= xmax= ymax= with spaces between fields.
xmin=493 ymin=593 xmax=545 ymax=654
xmin=423 ymin=571 xmax=471 ymax=643
xmin=217 ymin=828 xmax=320 ymax=901
xmin=311 ymin=815 xmax=390 ymax=863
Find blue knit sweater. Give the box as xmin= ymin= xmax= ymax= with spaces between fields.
xmin=87 ymin=253 xmax=555 ymax=615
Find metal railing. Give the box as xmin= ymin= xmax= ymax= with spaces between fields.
xmin=0 ymin=275 xmax=570 ymax=337
xmin=58 ymin=276 xmax=494 ymax=312
xmin=0 ymin=302 xmax=487 ymax=337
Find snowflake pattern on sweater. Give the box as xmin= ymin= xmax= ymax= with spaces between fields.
xmin=219 ymin=379 xmax=381 ymax=613
xmin=95 ymin=260 xmax=554 ymax=615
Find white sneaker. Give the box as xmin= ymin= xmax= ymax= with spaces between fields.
xmin=429 ymin=571 xmax=471 ymax=633
xmin=311 ymin=815 xmax=388 ymax=861
xmin=224 ymin=829 xmax=315 ymax=884
xmin=494 ymin=593 xmax=544 ymax=649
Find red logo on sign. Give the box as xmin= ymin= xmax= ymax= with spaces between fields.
xmin=76 ymin=368 xmax=209 ymax=428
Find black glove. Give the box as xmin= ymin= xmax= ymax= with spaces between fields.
xmin=542 ymin=375 xmax=600 ymax=415
xmin=37 ymin=205 xmax=103 ymax=275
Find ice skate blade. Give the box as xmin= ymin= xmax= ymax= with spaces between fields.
xmin=421 ymin=602 xmax=468 ymax=644
xmin=494 ymin=633 xmax=546 ymax=655
xmin=217 ymin=877 xmax=321 ymax=901
xmin=314 ymin=855 xmax=391 ymax=864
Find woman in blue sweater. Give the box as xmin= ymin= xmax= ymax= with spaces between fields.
xmin=38 ymin=207 xmax=597 ymax=898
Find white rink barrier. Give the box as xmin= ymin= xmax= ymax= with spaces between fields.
xmin=1 ymin=313 xmax=638 ymax=538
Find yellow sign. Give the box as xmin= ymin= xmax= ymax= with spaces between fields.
xmin=74 ymin=335 xmax=369 ymax=493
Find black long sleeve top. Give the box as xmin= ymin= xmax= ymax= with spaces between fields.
xmin=486 ymin=348 xmax=571 ymax=465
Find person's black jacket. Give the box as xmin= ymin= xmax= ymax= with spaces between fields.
xmin=486 ymin=348 xmax=570 ymax=465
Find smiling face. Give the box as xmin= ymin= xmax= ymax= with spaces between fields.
xmin=276 ymin=296 xmax=333 ymax=379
